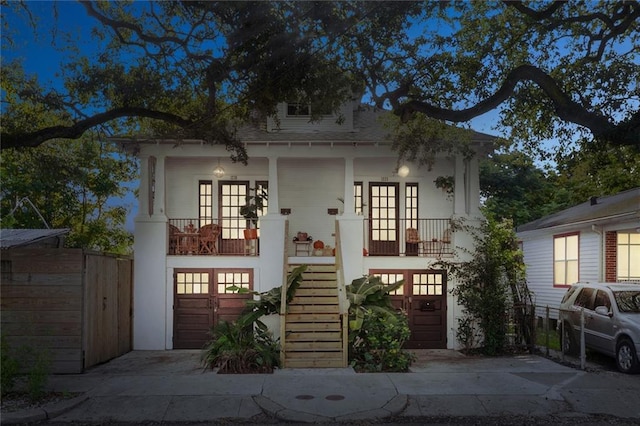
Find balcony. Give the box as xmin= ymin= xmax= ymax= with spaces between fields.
xmin=168 ymin=218 xmax=259 ymax=256
xmin=364 ymin=218 xmax=453 ymax=257
xmin=167 ymin=217 xmax=454 ymax=258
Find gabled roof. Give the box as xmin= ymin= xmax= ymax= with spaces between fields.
xmin=0 ymin=228 xmax=70 ymax=249
xmin=112 ymin=104 xmax=496 ymax=154
xmin=516 ymin=187 xmax=640 ymax=233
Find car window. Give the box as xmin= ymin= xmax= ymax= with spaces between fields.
xmin=594 ymin=290 xmax=611 ymax=311
xmin=561 ymin=285 xmax=579 ymax=304
xmin=574 ymin=288 xmax=595 ymax=310
xmin=613 ymin=290 xmax=640 ymax=313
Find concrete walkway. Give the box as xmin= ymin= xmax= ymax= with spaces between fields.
xmin=3 ymin=350 xmax=639 ymax=424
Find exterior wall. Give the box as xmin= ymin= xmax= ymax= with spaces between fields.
xmin=605 ymin=231 xmax=617 ymax=282
xmin=519 ymin=220 xmax=640 ymax=320
xmin=130 ymin=138 xmax=484 ymax=350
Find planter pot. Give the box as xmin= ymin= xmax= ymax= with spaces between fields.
xmin=243 ymin=229 xmax=258 ymax=240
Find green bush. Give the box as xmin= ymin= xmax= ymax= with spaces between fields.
xmin=1 ymin=335 xmax=20 ymax=396
xmin=349 ymin=309 xmax=414 ymax=372
xmin=1 ymin=336 xmax=52 ymax=401
xmin=201 ymin=320 xmax=280 ymax=374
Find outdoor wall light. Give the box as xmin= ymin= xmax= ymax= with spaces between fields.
xmin=213 ymin=159 xmax=225 ymax=179
xmin=397 ymin=165 xmax=410 ymax=178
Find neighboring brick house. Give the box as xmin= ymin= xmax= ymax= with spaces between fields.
xmin=114 ymin=99 xmax=494 ymax=366
xmin=517 ymin=188 xmax=640 ymax=321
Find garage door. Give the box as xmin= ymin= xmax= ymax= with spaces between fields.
xmin=173 ymin=269 xmax=252 ymax=349
xmin=372 ymin=270 xmax=447 ymax=349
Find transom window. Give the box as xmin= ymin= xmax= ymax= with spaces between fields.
xmin=617 ymin=232 xmax=640 ymax=282
xmin=554 ymin=233 xmax=579 ymax=286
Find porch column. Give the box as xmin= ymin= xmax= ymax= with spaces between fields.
xmin=136 ymin=154 xmax=150 ymax=220
xmin=152 ymin=154 xmax=167 ymax=219
xmin=468 ymin=156 xmax=481 ymax=217
xmin=453 ymin=155 xmax=466 ymax=216
xmin=342 ymin=156 xmax=356 ymax=217
xmin=267 ymin=156 xmax=280 ymax=215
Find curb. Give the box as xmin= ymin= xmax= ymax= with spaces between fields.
xmin=1 ymin=393 xmax=89 ymax=425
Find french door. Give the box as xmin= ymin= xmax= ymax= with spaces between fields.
xmin=369 ymin=182 xmax=399 ymax=255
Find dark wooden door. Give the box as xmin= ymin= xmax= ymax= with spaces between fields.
xmin=405 ymin=271 xmax=447 ymax=349
xmin=173 ymin=269 xmax=252 ymax=349
xmin=369 ymin=183 xmax=399 ymax=256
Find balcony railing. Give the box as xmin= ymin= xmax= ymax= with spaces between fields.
xmin=168 ymin=218 xmax=259 ymax=256
xmin=167 ymin=217 xmax=454 ymax=258
xmin=364 ymin=218 xmax=453 ymax=257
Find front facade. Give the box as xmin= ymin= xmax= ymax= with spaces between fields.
xmin=517 ymin=188 xmax=640 ymax=321
xmin=116 ymin=100 xmax=492 ymax=362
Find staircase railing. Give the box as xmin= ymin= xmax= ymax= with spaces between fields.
xmin=280 ymin=219 xmax=289 ymax=367
xmin=334 ymin=220 xmax=349 ymax=367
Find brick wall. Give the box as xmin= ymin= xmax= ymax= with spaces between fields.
xmin=605 ymin=231 xmax=617 ymax=282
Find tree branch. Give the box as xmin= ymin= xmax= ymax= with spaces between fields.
xmin=394 ymin=65 xmax=638 ymax=145
xmin=1 ymin=107 xmax=193 ymax=150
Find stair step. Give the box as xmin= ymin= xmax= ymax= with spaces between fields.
xmin=294 ymin=287 xmax=338 ymax=296
xmin=285 ymin=313 xmax=341 ymax=322
xmin=286 ymin=322 xmax=340 ymax=332
xmin=288 ymin=305 xmax=340 ymax=314
xmin=297 ymin=280 xmax=338 ymax=289
xmin=286 ymin=331 xmax=341 ymax=341
xmin=290 ymin=297 xmax=339 ymax=306
xmin=286 ymin=341 xmax=343 ymax=350
xmin=290 ymin=264 xmax=336 ymax=273
xmin=284 ymin=358 xmax=344 ymax=368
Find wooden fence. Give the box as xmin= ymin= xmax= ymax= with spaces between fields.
xmin=0 ymin=248 xmax=133 ymax=373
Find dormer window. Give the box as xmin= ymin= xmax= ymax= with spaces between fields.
xmin=287 ymin=102 xmax=310 ymax=116
xmin=286 ymin=102 xmax=333 ymax=117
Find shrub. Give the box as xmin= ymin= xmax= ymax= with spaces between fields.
xmin=201 ymin=320 xmax=280 ymax=374
xmin=349 ymin=309 xmax=414 ymax=372
xmin=1 ymin=335 xmax=20 ymax=396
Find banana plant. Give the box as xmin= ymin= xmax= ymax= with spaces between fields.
xmin=345 ymin=275 xmax=404 ymax=334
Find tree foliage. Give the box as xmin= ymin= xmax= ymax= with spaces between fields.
xmin=1 ymin=1 xmax=638 ymax=159
xmin=480 ymin=144 xmax=640 ymax=228
xmin=442 ymin=218 xmax=532 ymax=355
xmin=0 ymin=136 xmax=136 ymax=254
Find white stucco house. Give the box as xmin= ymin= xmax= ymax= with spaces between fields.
xmin=114 ymin=99 xmax=494 ymax=367
xmin=517 ymin=187 xmax=640 ymax=322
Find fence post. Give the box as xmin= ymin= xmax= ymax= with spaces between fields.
xmin=580 ymin=308 xmax=586 ymax=370
xmin=560 ymin=317 xmax=565 ymax=363
xmin=545 ymin=306 xmax=550 ymax=357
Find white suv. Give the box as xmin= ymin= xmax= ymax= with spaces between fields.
xmin=558 ymin=282 xmax=640 ymax=374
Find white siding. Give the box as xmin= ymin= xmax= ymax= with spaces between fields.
xmin=521 ymin=227 xmax=602 ymax=320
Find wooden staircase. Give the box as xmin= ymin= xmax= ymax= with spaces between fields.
xmin=284 ymin=264 xmax=346 ymax=368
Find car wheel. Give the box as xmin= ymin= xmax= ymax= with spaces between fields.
xmin=616 ymin=338 xmax=640 ymax=374
xmin=562 ymin=323 xmax=578 ymax=356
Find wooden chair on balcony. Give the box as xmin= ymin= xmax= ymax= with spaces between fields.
xmin=438 ymin=228 xmax=452 ymax=256
xmin=406 ymin=227 xmax=426 ymax=256
xmin=199 ymin=223 xmax=220 ymax=254
xmin=169 ymin=224 xmax=180 ymax=254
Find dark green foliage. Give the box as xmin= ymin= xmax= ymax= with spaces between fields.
xmin=201 ymin=265 xmax=306 ymax=373
xmin=441 ymin=218 xmax=530 ymax=355
xmin=349 ymin=310 xmax=414 ymax=373
xmin=0 ymin=336 xmax=52 ymax=401
xmin=200 ymin=320 xmax=280 ymax=374
xmin=345 ymin=275 xmax=415 ymax=371
xmin=0 ymin=137 xmax=135 ymax=254
xmin=1 ymin=335 xmax=20 ymax=396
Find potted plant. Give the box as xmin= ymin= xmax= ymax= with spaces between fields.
xmin=240 ymin=187 xmax=268 ymax=239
